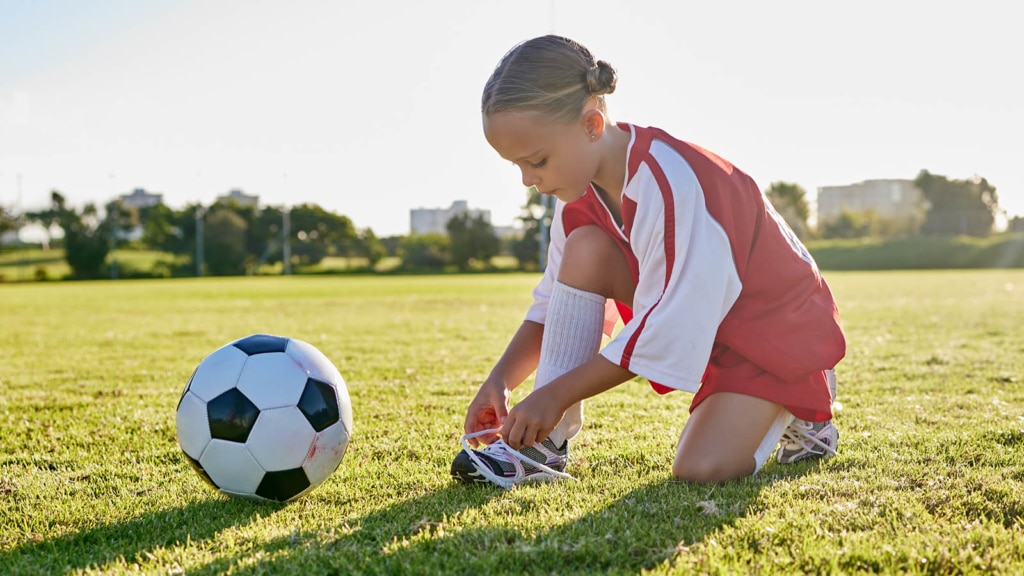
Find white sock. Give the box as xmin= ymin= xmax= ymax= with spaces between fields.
xmin=535 ymin=280 xmax=606 ymax=447
xmin=753 ymin=408 xmax=795 ymax=474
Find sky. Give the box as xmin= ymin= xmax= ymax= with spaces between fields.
xmin=1 ymin=0 xmax=1021 ymax=237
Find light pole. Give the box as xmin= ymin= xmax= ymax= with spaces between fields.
xmin=195 ymin=205 xmax=207 ymax=277
xmin=109 ymin=173 xmax=118 ymax=280
xmin=282 ymin=206 xmax=291 ymax=275
xmin=16 ymin=173 xmax=25 ymax=282
xmin=281 ymin=172 xmax=291 ymax=275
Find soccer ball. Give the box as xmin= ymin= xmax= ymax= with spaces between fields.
xmin=175 ymin=334 xmax=353 ymax=502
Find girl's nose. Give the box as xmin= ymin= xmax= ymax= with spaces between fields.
xmin=520 ymin=169 xmax=540 ymax=188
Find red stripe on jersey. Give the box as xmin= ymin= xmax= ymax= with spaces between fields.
xmin=619 ymin=153 xmax=677 ymax=369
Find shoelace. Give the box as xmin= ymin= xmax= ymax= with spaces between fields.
xmin=780 ymin=419 xmax=838 ymax=456
xmin=460 ymin=429 xmax=576 ymax=489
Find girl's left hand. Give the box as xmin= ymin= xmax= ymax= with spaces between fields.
xmin=500 ymin=387 xmax=566 ymax=450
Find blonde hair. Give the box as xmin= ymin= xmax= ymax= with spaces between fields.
xmin=482 ymin=35 xmax=617 ymax=122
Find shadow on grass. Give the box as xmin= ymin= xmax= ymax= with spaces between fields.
xmin=0 ymin=497 xmax=270 ymax=574
xmin=192 ymin=476 xmax=774 ymax=575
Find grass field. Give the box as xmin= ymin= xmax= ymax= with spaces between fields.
xmin=1 ymin=271 xmax=1023 ymax=574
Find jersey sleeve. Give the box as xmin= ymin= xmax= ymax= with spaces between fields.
xmin=600 ymin=142 xmax=743 ymax=392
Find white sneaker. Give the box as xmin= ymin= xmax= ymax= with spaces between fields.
xmin=450 ymin=429 xmax=574 ymax=489
xmin=775 ymin=419 xmax=839 ymax=464
xmin=776 ymin=369 xmax=840 ymax=464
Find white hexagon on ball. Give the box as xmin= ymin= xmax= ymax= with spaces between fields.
xmin=236 ymin=352 xmax=308 ymax=409
xmin=246 ymin=406 xmax=317 ymax=471
xmin=286 ymin=339 xmax=343 ymax=385
xmin=176 ymin=391 xmax=211 ymax=460
xmin=200 ymin=439 xmax=265 ymax=495
xmin=303 ymin=420 xmax=351 ymax=487
xmin=186 ymin=345 xmax=248 ymax=402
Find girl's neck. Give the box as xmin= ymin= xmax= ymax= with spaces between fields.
xmin=590 ymin=123 xmax=629 ymax=220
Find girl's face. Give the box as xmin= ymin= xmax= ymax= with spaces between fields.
xmin=483 ymin=110 xmax=599 ymax=204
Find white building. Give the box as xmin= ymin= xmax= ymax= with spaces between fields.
xmin=410 ymin=200 xmax=491 ymax=235
xmin=817 ymin=179 xmax=923 ymax=224
xmin=119 ymin=188 xmax=163 ymax=209
xmin=216 ymin=189 xmax=259 ymax=208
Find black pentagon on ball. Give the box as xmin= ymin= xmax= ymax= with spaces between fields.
xmin=207 ymin=388 xmax=260 ymax=442
xmin=232 ymin=333 xmax=290 ymax=355
xmin=183 ymin=454 xmax=217 ymax=489
xmin=297 ymin=378 xmax=340 ymax=432
xmin=256 ymin=468 xmax=311 ymax=501
xmin=177 ymin=366 xmax=199 ymax=411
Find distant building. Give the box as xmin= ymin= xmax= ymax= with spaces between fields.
xmin=115 ymin=189 xmax=164 ymax=242
xmin=410 ymin=200 xmax=491 ymax=235
xmin=119 ymin=188 xmax=163 ymax=209
xmin=217 ymin=189 xmax=259 ymax=208
xmin=817 ymin=179 xmax=923 ymax=223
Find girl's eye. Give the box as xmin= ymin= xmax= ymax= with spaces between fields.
xmin=530 ymin=159 xmax=547 ymax=169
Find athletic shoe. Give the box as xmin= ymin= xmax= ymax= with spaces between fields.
xmin=451 ymin=430 xmax=572 ymax=489
xmin=775 ymin=419 xmax=839 ymax=464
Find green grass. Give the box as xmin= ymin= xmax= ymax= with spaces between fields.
xmin=1 ymin=271 xmax=1023 ymax=574
xmin=0 ymin=248 xmax=70 ymax=281
xmin=0 ymin=248 xmax=179 ymax=281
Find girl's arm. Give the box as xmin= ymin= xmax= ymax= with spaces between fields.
xmin=485 ymin=320 xmax=543 ymax=392
xmin=500 ymin=354 xmax=634 ymax=449
xmin=462 ymin=320 xmax=544 ymax=446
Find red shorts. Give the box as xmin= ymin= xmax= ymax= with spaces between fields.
xmin=690 ymin=343 xmax=833 ymax=422
xmin=613 ymin=299 xmax=834 ymax=423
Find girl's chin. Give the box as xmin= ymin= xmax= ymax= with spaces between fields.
xmin=554 ymin=190 xmax=586 ymax=203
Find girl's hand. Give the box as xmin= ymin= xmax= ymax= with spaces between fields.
xmin=463 ymin=379 xmax=511 ymax=447
xmin=500 ymin=386 xmax=566 ymax=450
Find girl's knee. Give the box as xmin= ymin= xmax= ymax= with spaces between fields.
xmin=558 ymin=226 xmax=633 ymax=301
xmin=672 ymin=454 xmax=755 ymax=484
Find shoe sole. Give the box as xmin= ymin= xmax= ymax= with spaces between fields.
xmin=450 ymin=460 xmax=495 ymax=485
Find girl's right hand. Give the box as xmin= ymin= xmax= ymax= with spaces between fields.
xmin=463 ymin=379 xmax=511 ymax=447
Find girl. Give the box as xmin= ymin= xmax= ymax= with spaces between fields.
xmin=451 ymin=35 xmax=845 ymax=488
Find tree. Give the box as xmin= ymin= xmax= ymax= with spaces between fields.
xmin=399 ymin=233 xmax=450 ymax=270
xmin=203 ymin=208 xmax=249 ymax=275
xmin=447 ymin=212 xmax=499 ymax=271
xmin=105 ymin=199 xmax=137 ymax=244
xmin=513 ymin=187 xmax=550 ymax=270
xmin=0 ymin=206 xmax=16 ymax=251
xmin=138 ymin=202 xmax=183 ymax=252
xmin=0 ymin=205 xmax=14 ymax=233
xmin=28 ymin=191 xmax=112 ymax=279
xmin=916 ymin=170 xmax=999 ymax=237
xmin=357 ymin=228 xmax=386 ymax=266
xmin=819 ymin=209 xmax=875 ymax=239
xmin=1009 ymin=215 xmax=1024 ymax=233
xmin=765 ymin=181 xmax=811 ymax=239
xmin=288 ymin=203 xmax=358 ymax=265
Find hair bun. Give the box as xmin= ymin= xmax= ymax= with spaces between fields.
xmin=585 ymin=60 xmax=617 ymax=96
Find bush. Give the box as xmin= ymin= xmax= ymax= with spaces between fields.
xmin=808 ymin=234 xmax=1024 ymax=270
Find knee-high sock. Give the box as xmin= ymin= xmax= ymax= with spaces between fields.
xmin=534 ymin=280 xmax=606 ymax=447
xmin=753 ymin=408 xmax=795 ymax=473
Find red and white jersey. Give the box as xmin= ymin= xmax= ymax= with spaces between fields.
xmin=525 ymin=123 xmax=846 ymax=393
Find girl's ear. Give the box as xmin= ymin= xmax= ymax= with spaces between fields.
xmin=582 ymin=108 xmax=607 ymax=141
